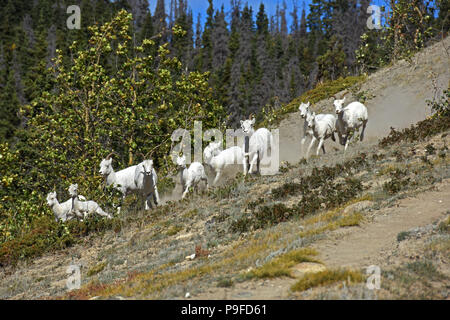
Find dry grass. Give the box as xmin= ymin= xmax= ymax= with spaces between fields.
xmin=246 ymin=248 xmax=320 ymax=279
xmin=299 ymin=212 xmax=365 ymax=238
xmin=291 ymin=269 xmax=365 ymax=292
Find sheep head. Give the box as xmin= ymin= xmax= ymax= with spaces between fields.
xmin=334 ymin=97 xmax=346 ymax=114
xmin=99 ymin=158 xmax=113 ymax=175
xmin=68 ymin=183 xmax=79 ymax=197
xmin=240 ymin=118 xmax=255 ymax=134
xmin=46 ymin=192 xmax=57 ymax=206
xmin=176 ymin=155 xmax=187 ymax=169
xmin=306 ymin=112 xmax=316 ymax=128
xmin=203 ymin=142 xmax=220 ymax=163
xmin=298 ymin=102 xmax=311 ymax=118
xmin=141 ymin=159 xmax=154 ymax=176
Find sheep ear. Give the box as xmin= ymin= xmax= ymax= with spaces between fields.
xmin=307 ymin=102 xmax=310 ymax=107
xmin=240 ymin=120 xmax=244 ymax=126
xmin=251 ymin=118 xmax=255 ymax=125
xmin=343 ymin=97 xmax=346 ymax=103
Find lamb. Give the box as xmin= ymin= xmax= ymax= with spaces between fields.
xmin=176 ymin=155 xmax=209 ymax=199
xmin=298 ymin=102 xmax=315 ymax=153
xmin=305 ymin=112 xmax=337 ymax=156
xmin=134 ymin=159 xmax=160 ymax=210
xmin=240 ymin=118 xmax=273 ymax=175
xmin=203 ymin=142 xmax=244 ymax=186
xmin=333 ymin=97 xmax=369 ymax=151
xmin=99 ymin=154 xmax=139 ymax=197
xmin=299 ymin=102 xmax=333 ymax=157
xmin=68 ymin=184 xmax=112 ymax=220
xmin=46 ymin=191 xmax=78 ymax=222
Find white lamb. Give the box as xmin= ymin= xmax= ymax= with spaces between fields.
xmin=305 ymin=112 xmax=337 ymax=156
xmin=46 ymin=191 xmax=77 ymax=222
xmin=68 ymin=184 xmax=112 ymax=220
xmin=176 ymin=155 xmax=209 ymax=199
xmin=203 ymin=142 xmax=244 ymax=185
xmin=298 ymin=101 xmax=330 ymax=156
xmin=99 ymin=154 xmax=139 ymax=197
xmin=334 ymin=97 xmax=369 ymax=151
xmin=240 ymin=118 xmax=273 ymax=175
xmin=134 ymin=159 xmax=160 ymax=210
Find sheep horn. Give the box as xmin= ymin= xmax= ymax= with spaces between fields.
xmin=105 ymin=151 xmax=118 ymax=160
xmin=137 ymin=152 xmax=146 ymax=160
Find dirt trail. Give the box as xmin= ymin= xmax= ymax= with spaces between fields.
xmin=314 ymin=180 xmax=450 ymax=269
xmin=193 ymin=180 xmax=450 ymax=300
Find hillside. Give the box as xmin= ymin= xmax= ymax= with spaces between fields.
xmin=0 ymin=36 xmax=449 ymax=300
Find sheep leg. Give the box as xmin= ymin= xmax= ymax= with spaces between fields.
xmin=243 ymin=155 xmax=249 ymax=176
xmin=360 ymin=120 xmax=367 ymax=142
xmin=96 ymin=207 xmax=112 ymax=219
xmin=306 ymin=136 xmax=316 ymax=157
xmin=344 ymin=135 xmax=350 ymax=151
xmin=300 ymin=136 xmax=307 ymax=155
xmin=331 ymin=132 xmax=336 ymax=142
xmin=338 ymin=132 xmax=345 ymax=146
xmin=182 ymin=183 xmax=191 ymax=199
xmin=144 ymin=194 xmax=152 ymax=210
xmin=256 ymin=151 xmax=260 ymax=175
xmin=317 ymin=139 xmax=325 ymax=155
xmin=213 ymin=170 xmax=222 ymax=186
xmin=248 ymin=153 xmax=258 ymax=175
xmin=152 ymin=174 xmax=160 ymax=205
xmin=203 ymin=176 xmax=209 ymax=191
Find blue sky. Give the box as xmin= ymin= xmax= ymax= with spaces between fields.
xmin=149 ymin=0 xmax=313 ymax=27
xmin=148 ymin=1 xmax=389 ymax=30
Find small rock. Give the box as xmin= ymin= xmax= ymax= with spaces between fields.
xmin=185 ymin=292 xmax=190 ymax=298
xmin=185 ymin=253 xmax=196 ymax=261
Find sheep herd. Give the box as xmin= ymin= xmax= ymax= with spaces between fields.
xmin=47 ymin=96 xmax=368 ymax=223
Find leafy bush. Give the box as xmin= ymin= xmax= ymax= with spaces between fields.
xmin=230 ymin=154 xmax=367 ymax=233
xmin=0 ymin=10 xmax=224 ymax=264
xmin=379 ymin=113 xmax=450 ymax=148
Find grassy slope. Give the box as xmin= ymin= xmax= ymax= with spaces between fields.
xmin=0 ymin=38 xmax=449 ymax=300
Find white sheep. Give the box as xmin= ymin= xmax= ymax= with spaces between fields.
xmin=46 ymin=191 xmax=78 ymax=222
xmin=176 ymin=155 xmax=208 ymax=199
xmin=99 ymin=154 xmax=139 ymax=197
xmin=305 ymin=112 xmax=337 ymax=156
xmin=333 ymin=97 xmax=369 ymax=151
xmin=240 ymin=118 xmax=273 ymax=175
xmin=299 ymin=102 xmax=333 ymax=156
xmin=298 ymin=102 xmax=315 ymax=153
xmin=68 ymin=184 xmax=112 ymax=219
xmin=134 ymin=159 xmax=160 ymax=210
xmin=203 ymin=142 xmax=244 ymax=185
